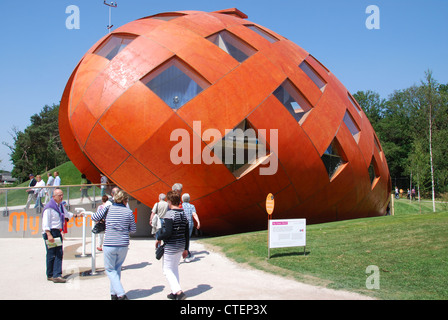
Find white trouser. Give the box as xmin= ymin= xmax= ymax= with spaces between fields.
xmin=163 ymin=250 xmax=183 ymax=294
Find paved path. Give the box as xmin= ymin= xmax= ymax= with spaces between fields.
xmin=0 ymin=237 xmax=373 ymax=300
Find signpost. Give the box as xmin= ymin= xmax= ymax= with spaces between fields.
xmin=266 ymin=193 xmax=274 ymax=258
xmin=268 ymin=219 xmax=306 ymax=258
xmin=266 ymin=193 xmax=306 ymax=259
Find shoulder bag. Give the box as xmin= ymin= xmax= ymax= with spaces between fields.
xmin=92 ymin=206 xmax=109 ymax=234
xmin=155 ymin=218 xmax=173 ymax=240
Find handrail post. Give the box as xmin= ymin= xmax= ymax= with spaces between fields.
xmin=3 ymin=190 xmax=9 ymax=217
xmin=66 ymin=186 xmax=71 ymax=211
xmin=75 ymin=208 xmax=88 ymax=257
xmin=91 ymin=223 xmax=97 ymax=275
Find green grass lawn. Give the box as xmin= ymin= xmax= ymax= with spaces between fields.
xmin=201 ymin=200 xmax=448 ymax=300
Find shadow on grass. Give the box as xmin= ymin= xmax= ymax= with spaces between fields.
xmin=269 ymin=250 xmax=310 ymax=259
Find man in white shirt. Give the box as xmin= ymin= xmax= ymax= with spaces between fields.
xmin=44 ymin=172 xmax=55 ymax=204
xmin=42 ymin=188 xmax=82 ymax=283
xmin=53 ymin=171 xmax=61 ymax=187
xmin=34 ymin=175 xmax=45 ymax=212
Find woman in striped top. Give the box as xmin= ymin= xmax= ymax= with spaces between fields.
xmin=93 ymin=190 xmax=136 ymax=300
xmin=157 ymin=190 xmax=190 ymax=300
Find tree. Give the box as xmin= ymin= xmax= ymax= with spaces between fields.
xmin=419 ymin=71 xmax=443 ymax=212
xmin=353 ymin=90 xmax=386 ymax=130
xmin=354 ymin=74 xmax=448 ymax=200
xmin=407 ymin=139 xmax=429 ymax=213
xmin=3 ymin=104 xmax=68 ymax=182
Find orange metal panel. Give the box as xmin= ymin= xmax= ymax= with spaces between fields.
xmin=146 ymin=22 xmax=203 ymax=54
xmin=131 ymin=180 xmax=172 ymax=207
xmin=171 ymin=13 xmax=227 ymax=37
xmin=208 ymin=12 xmax=248 ymax=28
xmin=261 ymin=40 xmax=309 ymax=78
xmin=83 ymin=123 xmax=130 ymax=176
xmin=99 ymin=81 xmax=173 ymax=153
xmin=357 ymin=114 xmax=375 ymax=165
xmin=70 ymin=54 xmax=109 ymax=116
xmin=301 ymin=85 xmax=346 ymax=156
xmin=70 ymin=100 xmax=98 ymax=147
xmin=110 ymin=156 xmax=159 ymax=192
xmin=226 ymin=24 xmax=276 ymax=51
xmin=112 ymin=18 xmax=162 ymax=36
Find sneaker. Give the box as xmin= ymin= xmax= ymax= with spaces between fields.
xmin=176 ymin=292 xmax=186 ymax=300
xmin=117 ymin=295 xmax=129 ymax=300
xmin=111 ymin=295 xmax=118 ymax=300
xmin=47 ymin=277 xmax=53 ymax=281
xmin=167 ymin=293 xmax=177 ymax=300
xmin=184 ymin=257 xmax=191 ymax=263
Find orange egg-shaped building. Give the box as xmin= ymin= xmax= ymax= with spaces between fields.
xmin=59 ymin=8 xmax=391 ymax=235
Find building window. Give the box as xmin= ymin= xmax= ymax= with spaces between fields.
xmin=207 ymin=30 xmax=257 ymax=63
xmin=368 ymin=157 xmax=380 ymax=186
xmin=141 ymin=58 xmax=209 ymax=109
xmin=299 ymin=60 xmax=326 ymax=91
xmin=273 ymin=80 xmax=312 ymax=124
xmin=245 ymin=25 xmax=279 ymax=43
xmin=212 ymin=119 xmax=269 ymax=177
xmin=348 ymin=92 xmax=363 ymax=114
xmin=94 ymin=34 xmax=136 ymax=60
xmin=321 ymin=138 xmax=347 ymax=180
xmin=343 ymin=110 xmax=360 ymax=143
xmin=373 ymin=134 xmax=382 ymax=152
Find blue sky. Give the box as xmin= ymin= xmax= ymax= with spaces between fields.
xmin=0 ymin=0 xmax=447 ymax=171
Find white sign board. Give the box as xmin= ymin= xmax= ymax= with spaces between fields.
xmin=269 ymin=219 xmax=306 ymax=249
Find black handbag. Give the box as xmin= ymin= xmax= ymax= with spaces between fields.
xmin=92 ymin=221 xmax=105 ymax=234
xmin=155 ymin=244 xmax=165 ymax=260
xmin=92 ymin=206 xmax=109 ymax=234
xmin=155 ymin=218 xmax=173 ymax=240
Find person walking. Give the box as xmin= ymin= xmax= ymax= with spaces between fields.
xmin=80 ymin=174 xmax=92 ymax=203
xmin=44 ymin=172 xmax=55 ymax=204
xmin=172 ymin=183 xmax=183 ymax=207
xmin=181 ymin=193 xmax=200 ymax=262
xmin=53 ymin=171 xmax=61 ymax=187
xmin=95 ymin=195 xmax=111 ymax=252
xmin=42 ymin=188 xmax=82 ymax=283
xmin=149 ymin=193 xmax=169 ymax=239
xmin=25 ymin=174 xmax=37 ymax=211
xmin=92 ymin=190 xmax=136 ymax=300
xmin=156 ymin=190 xmax=190 ymax=300
xmin=100 ymin=173 xmax=109 ymax=197
xmin=34 ymin=175 xmax=46 ymax=213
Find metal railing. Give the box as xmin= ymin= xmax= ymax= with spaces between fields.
xmin=0 ymin=183 xmax=114 ymax=217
